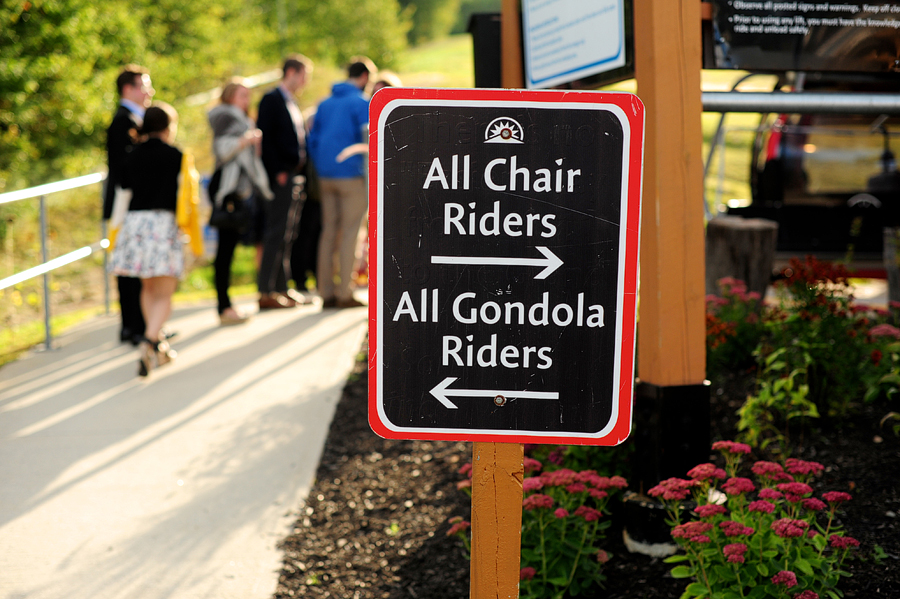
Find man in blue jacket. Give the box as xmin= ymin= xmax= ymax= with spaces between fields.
xmin=307 ymin=58 xmax=375 ymax=309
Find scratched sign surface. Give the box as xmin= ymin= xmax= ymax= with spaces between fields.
xmin=368 ymin=88 xmax=644 ymax=445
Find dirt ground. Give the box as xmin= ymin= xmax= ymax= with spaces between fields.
xmin=273 ymin=344 xmax=900 ymax=598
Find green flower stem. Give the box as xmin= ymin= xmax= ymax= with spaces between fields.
xmin=732 ymin=563 xmax=747 ymax=598
xmin=538 ymin=511 xmax=548 ymax=587
xmin=563 ymin=519 xmax=597 ymax=591
xmin=688 ymin=544 xmax=714 ymax=595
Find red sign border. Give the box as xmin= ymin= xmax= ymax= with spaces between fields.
xmin=368 ymin=87 xmax=644 ymax=445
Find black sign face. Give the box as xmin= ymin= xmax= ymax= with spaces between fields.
xmin=368 ymin=88 xmax=643 ymax=445
xmin=707 ymin=0 xmax=900 ymax=73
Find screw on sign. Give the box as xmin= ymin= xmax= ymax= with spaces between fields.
xmin=368 ymin=88 xmax=644 ymax=446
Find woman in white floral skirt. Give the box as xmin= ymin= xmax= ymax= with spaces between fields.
xmin=109 ymin=102 xmax=184 ymax=376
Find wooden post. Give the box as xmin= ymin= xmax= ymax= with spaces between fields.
xmin=470 ymin=442 xmax=524 ymax=599
xmin=633 ymin=0 xmax=706 ymax=387
xmin=474 ymin=3 xmax=525 ymax=596
xmin=501 ymin=0 xmax=524 ymax=89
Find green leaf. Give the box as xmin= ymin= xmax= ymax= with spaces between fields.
xmin=794 ymin=558 xmax=813 ymax=575
xmin=686 ymin=582 xmax=709 ymax=596
xmin=713 ymin=565 xmax=736 ymax=581
xmin=671 ymin=565 xmax=695 ymax=579
xmin=826 ymin=591 xmax=842 ymax=599
xmin=664 ymin=554 xmax=691 ymax=563
xmin=547 ymin=576 xmax=568 ymax=586
xmin=762 ymin=550 xmax=778 ymax=559
xmin=756 ymin=563 xmax=769 ymax=577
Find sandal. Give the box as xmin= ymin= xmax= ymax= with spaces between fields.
xmin=155 ymin=340 xmax=177 ymax=366
xmin=138 ymin=340 xmax=156 ymax=377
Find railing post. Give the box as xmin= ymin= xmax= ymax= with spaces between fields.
xmin=102 ymin=219 xmax=110 ymax=315
xmin=39 ymin=194 xmax=52 ymax=350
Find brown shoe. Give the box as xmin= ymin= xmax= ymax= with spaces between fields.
xmin=259 ymin=293 xmax=296 ymax=310
xmin=337 ymin=297 xmax=366 ymax=309
xmin=285 ymin=289 xmax=314 ymax=305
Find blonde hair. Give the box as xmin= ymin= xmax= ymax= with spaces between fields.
xmin=220 ymin=77 xmax=248 ymax=105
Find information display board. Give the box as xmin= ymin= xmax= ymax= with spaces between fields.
xmin=708 ymin=0 xmax=900 ymax=73
xmin=522 ymin=0 xmax=628 ymax=88
xmin=368 ymin=88 xmax=644 ymax=445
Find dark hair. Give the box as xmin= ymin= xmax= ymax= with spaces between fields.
xmin=282 ymin=54 xmax=312 ymax=78
xmin=116 ymin=64 xmax=149 ymax=96
xmin=347 ymin=57 xmax=375 ymax=79
xmin=140 ymin=102 xmax=178 ymax=136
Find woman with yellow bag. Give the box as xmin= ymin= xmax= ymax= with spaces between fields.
xmin=109 ymin=102 xmax=203 ymax=377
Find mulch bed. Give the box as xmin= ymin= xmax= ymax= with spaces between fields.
xmin=274 ymin=342 xmax=900 ymax=598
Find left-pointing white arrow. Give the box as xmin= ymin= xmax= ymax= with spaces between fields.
xmin=429 ymin=377 xmax=560 ymax=409
xmin=431 ymin=246 xmax=563 ymax=280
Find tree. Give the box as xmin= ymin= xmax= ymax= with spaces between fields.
xmin=398 ymin=0 xmax=461 ymax=44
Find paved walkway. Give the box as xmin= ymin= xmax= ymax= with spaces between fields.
xmin=0 ymin=297 xmax=368 ymax=599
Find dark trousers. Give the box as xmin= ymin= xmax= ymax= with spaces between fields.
xmin=117 ymin=275 xmax=145 ymax=336
xmin=257 ymin=176 xmax=304 ymax=294
xmin=291 ymin=198 xmax=321 ymax=291
xmin=214 ymin=226 xmax=241 ymax=314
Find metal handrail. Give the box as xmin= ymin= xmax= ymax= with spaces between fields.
xmin=0 ymin=172 xmax=110 ymax=350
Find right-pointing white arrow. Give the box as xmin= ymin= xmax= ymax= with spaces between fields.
xmin=429 ymin=377 xmax=560 ymax=409
xmin=431 ymin=246 xmax=563 ymax=280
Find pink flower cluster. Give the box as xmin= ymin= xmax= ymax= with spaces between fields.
xmin=777 ymin=482 xmax=814 ymax=502
xmin=802 ymin=498 xmax=827 ymax=512
xmin=648 ymin=477 xmax=697 ymax=501
xmin=869 ymin=323 xmax=900 ymax=339
xmin=523 ymin=457 xmax=543 ymax=473
xmin=694 ymin=504 xmax=727 ymax=518
xmin=785 ymin=458 xmax=824 ymax=477
xmin=723 ymin=542 xmax=747 ymax=564
xmin=748 ymin=499 xmax=776 ymax=513
xmin=712 ymin=440 xmax=752 ymax=455
xmin=759 ymin=488 xmax=783 ymax=501
xmin=523 ymin=494 xmax=554 ymax=511
xmin=446 ymin=517 xmax=470 ymax=537
xmin=573 ymin=505 xmax=602 ymax=522
xmin=687 ymin=463 xmax=727 ymax=481
xmin=722 ymin=477 xmax=756 ymax=495
xmin=719 ymin=520 xmax=755 ymax=537
xmin=672 ymin=521 xmax=713 ymax=543
xmin=751 ymin=461 xmax=795 ymax=482
xmin=771 ymin=570 xmax=798 ymax=588
xmin=793 ymin=591 xmax=820 ymax=599
xmin=822 ymin=491 xmax=852 ymax=504
xmin=829 ymin=534 xmax=860 ymax=550
xmin=772 ymin=518 xmax=810 ymax=538
xmin=520 ymin=566 xmax=536 ymax=581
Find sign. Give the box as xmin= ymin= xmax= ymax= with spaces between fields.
xmin=706 ymin=0 xmax=900 ymax=73
xmin=522 ymin=0 xmax=627 ymax=89
xmin=368 ymin=88 xmax=644 ymax=445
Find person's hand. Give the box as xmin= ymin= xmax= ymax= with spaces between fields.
xmin=276 ymin=172 xmax=288 ymax=186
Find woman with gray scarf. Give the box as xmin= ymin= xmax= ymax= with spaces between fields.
xmin=208 ymin=79 xmax=274 ymax=325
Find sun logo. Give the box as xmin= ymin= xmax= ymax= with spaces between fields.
xmin=484 ymin=117 xmax=524 ymax=144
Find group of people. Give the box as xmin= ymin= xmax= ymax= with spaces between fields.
xmin=104 ymin=56 xmax=398 ymax=377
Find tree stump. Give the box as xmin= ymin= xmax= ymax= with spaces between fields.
xmin=706 ymin=215 xmax=778 ymax=296
xmin=884 ymin=228 xmax=900 ymax=305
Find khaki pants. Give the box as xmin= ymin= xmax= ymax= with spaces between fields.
xmin=316 ymin=177 xmax=367 ymax=301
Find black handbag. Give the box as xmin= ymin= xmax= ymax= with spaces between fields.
xmin=207 ymin=168 xmax=251 ymax=231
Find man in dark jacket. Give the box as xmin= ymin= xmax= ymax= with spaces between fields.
xmin=255 ymin=54 xmax=314 ymax=309
xmin=105 ymin=65 xmax=153 ymax=344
